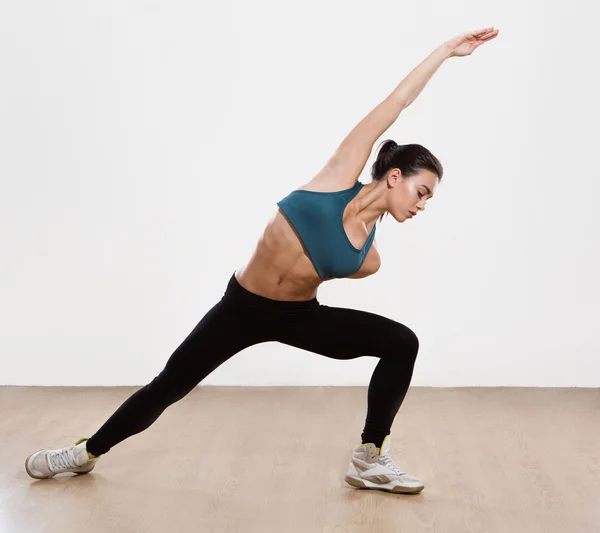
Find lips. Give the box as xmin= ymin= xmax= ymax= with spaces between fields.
xmin=409 ymin=211 xmax=417 ymax=217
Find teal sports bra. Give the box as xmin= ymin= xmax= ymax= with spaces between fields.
xmin=276 ymin=181 xmax=377 ymax=281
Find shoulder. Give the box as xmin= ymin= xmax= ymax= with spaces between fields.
xmin=298 ymin=163 xmax=360 ymax=192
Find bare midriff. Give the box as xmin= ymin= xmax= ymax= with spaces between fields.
xmin=235 ymin=206 xmax=380 ymax=302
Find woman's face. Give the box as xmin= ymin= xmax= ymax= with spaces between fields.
xmin=386 ymin=168 xmax=438 ymax=223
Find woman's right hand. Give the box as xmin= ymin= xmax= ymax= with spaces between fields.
xmin=445 ymin=27 xmax=499 ymax=58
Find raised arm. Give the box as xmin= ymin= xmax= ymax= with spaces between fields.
xmin=318 ymin=28 xmax=499 ymax=188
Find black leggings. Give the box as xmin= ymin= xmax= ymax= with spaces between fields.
xmin=85 ymin=273 xmax=419 ymax=456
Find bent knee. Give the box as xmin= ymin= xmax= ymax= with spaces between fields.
xmin=393 ymin=324 xmax=419 ymax=359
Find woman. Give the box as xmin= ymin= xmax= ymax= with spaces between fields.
xmin=25 ymin=27 xmax=499 ymax=494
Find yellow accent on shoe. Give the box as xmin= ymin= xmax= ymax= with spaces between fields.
xmin=75 ymin=437 xmax=100 ymax=462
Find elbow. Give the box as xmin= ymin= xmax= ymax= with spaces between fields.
xmin=386 ymin=93 xmax=410 ymax=110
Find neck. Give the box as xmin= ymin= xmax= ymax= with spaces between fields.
xmin=354 ymin=180 xmax=389 ymax=226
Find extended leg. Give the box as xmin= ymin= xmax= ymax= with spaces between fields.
xmin=86 ymin=300 xmax=266 ymax=456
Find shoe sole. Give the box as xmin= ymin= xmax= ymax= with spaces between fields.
xmin=345 ymin=474 xmax=424 ymax=494
xmin=25 ymin=450 xmax=95 ymax=480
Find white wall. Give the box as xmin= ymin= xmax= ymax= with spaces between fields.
xmin=1 ymin=0 xmax=598 ymax=387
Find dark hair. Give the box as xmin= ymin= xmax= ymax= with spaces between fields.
xmin=371 ymin=140 xmax=443 ymax=182
xmin=371 ymin=140 xmax=443 ymax=222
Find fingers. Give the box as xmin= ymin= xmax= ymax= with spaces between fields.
xmin=476 ymin=26 xmax=494 ymax=34
xmin=478 ymin=29 xmax=499 ymax=43
xmin=471 ymin=27 xmax=497 ymax=38
xmin=470 ymin=28 xmax=499 ymax=45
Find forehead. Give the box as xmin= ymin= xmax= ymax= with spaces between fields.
xmin=415 ymin=169 xmax=438 ymax=191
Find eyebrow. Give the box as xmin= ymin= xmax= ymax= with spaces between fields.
xmin=422 ymin=185 xmax=434 ymax=199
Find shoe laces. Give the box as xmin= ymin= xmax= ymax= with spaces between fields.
xmin=48 ymin=448 xmax=78 ymax=471
xmin=378 ymin=453 xmax=405 ymax=475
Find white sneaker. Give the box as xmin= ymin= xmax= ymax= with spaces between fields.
xmin=25 ymin=437 xmax=99 ymax=479
xmin=345 ymin=434 xmax=424 ymax=494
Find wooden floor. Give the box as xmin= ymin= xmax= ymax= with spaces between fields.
xmin=1 ymin=386 xmax=599 ymax=533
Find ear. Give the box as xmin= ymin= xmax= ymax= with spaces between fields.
xmin=386 ymin=168 xmax=403 ymax=187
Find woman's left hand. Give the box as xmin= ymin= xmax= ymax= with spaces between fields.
xmin=445 ymin=27 xmax=499 ymax=57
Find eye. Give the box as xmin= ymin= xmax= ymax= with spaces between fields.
xmin=417 ymin=192 xmax=424 ymax=199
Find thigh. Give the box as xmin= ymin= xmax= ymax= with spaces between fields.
xmin=157 ymin=300 xmax=271 ymax=387
xmin=276 ymin=304 xmax=419 ymax=361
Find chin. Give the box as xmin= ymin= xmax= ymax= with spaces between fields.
xmin=390 ymin=211 xmax=408 ymax=223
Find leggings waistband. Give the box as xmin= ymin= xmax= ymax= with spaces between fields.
xmin=222 ymin=272 xmax=320 ymax=312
